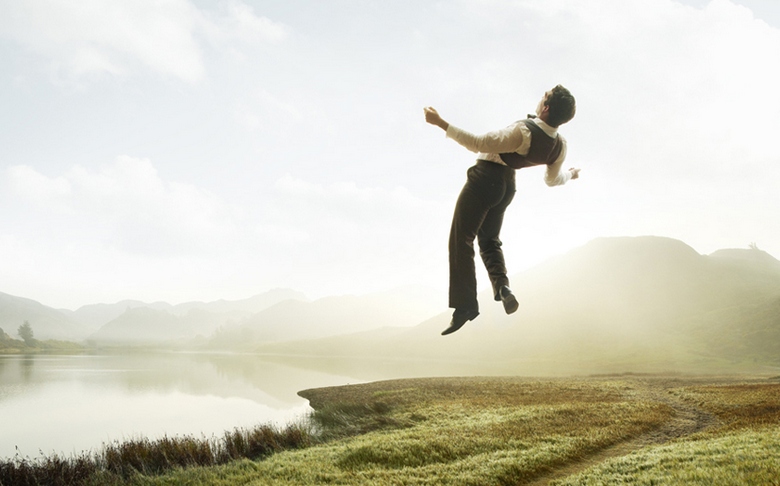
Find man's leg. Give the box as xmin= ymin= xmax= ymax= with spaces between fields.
xmin=449 ymin=189 xmax=483 ymax=314
xmin=448 ymin=167 xmax=497 ymax=314
xmin=478 ymin=174 xmax=518 ymax=314
xmin=478 ymin=180 xmax=515 ymax=300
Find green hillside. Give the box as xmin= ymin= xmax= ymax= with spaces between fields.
xmin=0 ymin=292 xmax=88 ymax=340
xmin=256 ymin=236 xmax=780 ymax=375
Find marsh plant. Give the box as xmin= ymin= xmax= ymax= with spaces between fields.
xmin=0 ymin=422 xmax=312 ymax=486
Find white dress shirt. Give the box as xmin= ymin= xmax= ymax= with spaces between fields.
xmin=445 ymin=118 xmax=571 ymax=186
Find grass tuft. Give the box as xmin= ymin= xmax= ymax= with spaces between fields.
xmin=310 ymin=401 xmax=411 ymax=440
xmin=0 ymin=453 xmax=98 ymax=486
xmin=0 ymin=422 xmax=313 ymax=486
xmin=553 ymin=426 xmax=780 ymax=486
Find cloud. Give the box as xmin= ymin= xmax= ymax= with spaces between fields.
xmin=267 ymin=174 xmax=450 ymax=266
xmin=2 ymin=163 xmax=451 ymax=305
xmin=6 ymin=165 xmax=72 ymax=209
xmin=235 ymin=87 xmax=304 ymax=136
xmin=271 ymin=174 xmax=447 ymax=234
xmin=6 ymin=156 xmax=239 ymax=256
xmin=217 ymin=2 xmax=288 ymax=44
xmin=0 ymin=0 xmax=288 ymax=83
xmin=250 ymin=174 xmax=453 ymax=298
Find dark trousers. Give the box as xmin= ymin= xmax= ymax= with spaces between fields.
xmin=449 ymin=160 xmax=516 ymax=313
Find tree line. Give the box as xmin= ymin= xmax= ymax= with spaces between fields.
xmin=0 ymin=320 xmax=36 ymax=346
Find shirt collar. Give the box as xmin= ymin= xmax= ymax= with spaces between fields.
xmin=533 ymin=118 xmax=558 ymax=137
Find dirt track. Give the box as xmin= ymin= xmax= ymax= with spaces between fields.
xmin=522 ymin=375 xmax=730 ymax=486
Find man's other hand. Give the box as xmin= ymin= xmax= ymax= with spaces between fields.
xmin=424 ymin=106 xmax=449 ymax=130
xmin=569 ymin=168 xmax=581 ymax=179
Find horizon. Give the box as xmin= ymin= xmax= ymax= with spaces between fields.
xmin=2 ymin=0 xmax=780 ymax=310
xmin=4 ymin=233 xmax=776 ymax=312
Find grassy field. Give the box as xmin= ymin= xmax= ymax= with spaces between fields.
xmin=552 ymin=427 xmax=780 ymax=485
xmin=0 ymin=338 xmax=84 ymax=354
xmin=553 ymin=379 xmax=780 ymax=485
xmin=4 ymin=374 xmax=779 ymax=485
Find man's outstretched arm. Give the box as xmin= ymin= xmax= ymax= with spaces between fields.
xmin=424 ymin=106 xmax=525 ymax=154
xmin=544 ymin=141 xmax=581 ymax=186
xmin=424 ymin=107 xmax=449 ymax=130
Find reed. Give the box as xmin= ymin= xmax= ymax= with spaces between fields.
xmin=0 ymin=421 xmax=312 ymax=486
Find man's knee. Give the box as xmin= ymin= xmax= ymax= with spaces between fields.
xmin=478 ymin=236 xmax=503 ymax=254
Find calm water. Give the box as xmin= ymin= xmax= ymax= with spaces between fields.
xmin=0 ymin=352 xmax=364 ymax=459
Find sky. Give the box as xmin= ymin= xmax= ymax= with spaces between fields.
xmin=1 ymin=0 xmax=779 ymax=310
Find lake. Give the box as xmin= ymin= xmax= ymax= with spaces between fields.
xmin=0 ymin=352 xmax=366 ymax=460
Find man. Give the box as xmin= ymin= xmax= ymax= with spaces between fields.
xmin=424 ymin=85 xmax=578 ymax=335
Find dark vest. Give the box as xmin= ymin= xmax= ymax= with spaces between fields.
xmin=499 ymin=119 xmax=563 ymax=170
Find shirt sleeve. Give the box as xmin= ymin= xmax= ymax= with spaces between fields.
xmin=543 ymin=137 xmax=570 ymax=187
xmin=445 ymin=121 xmax=527 ymax=154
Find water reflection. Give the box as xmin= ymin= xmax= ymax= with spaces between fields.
xmin=20 ymin=355 xmax=35 ymax=383
xmin=0 ymin=352 xmax=364 ymax=459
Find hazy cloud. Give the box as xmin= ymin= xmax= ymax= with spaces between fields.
xmin=272 ymin=174 xmax=447 ymax=233
xmin=0 ymin=0 xmax=288 ymax=83
xmin=6 ymin=157 xmax=239 ymax=256
xmin=217 ymin=2 xmax=288 ymax=44
xmin=235 ymin=88 xmax=304 ymax=137
xmin=6 ymin=165 xmax=72 ymax=209
xmin=252 ymin=174 xmax=452 ymax=298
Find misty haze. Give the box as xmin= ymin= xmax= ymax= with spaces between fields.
xmin=3 ymin=0 xmax=780 ymax=484
xmin=3 ymin=236 xmax=780 ymax=461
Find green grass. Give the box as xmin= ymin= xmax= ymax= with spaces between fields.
xmin=122 ymin=377 xmax=672 ymax=485
xmin=0 ymin=337 xmax=85 ymax=354
xmin=670 ymin=382 xmax=780 ymax=433
xmin=552 ymin=381 xmax=780 ymax=485
xmin=552 ymin=426 xmax=780 ymax=485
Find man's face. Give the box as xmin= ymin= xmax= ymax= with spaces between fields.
xmin=535 ymin=90 xmax=551 ymax=118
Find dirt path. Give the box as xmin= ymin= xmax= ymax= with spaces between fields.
xmin=522 ymin=376 xmax=721 ymax=486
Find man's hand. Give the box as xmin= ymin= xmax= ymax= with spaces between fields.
xmin=569 ymin=168 xmax=581 ymax=180
xmin=424 ymin=106 xmax=449 ymax=131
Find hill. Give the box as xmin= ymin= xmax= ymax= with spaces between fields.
xmin=0 ymin=289 xmax=309 ymax=343
xmin=0 ymin=292 xmax=89 ymax=340
xmin=89 ymin=307 xmax=221 ymax=344
xmin=89 ymin=286 xmax=440 ymax=346
xmin=256 ymin=236 xmax=780 ymax=375
xmin=206 ymin=286 xmax=441 ymax=348
xmin=87 ymin=289 xmax=308 ymax=344
xmin=5 ymin=236 xmax=779 ymax=363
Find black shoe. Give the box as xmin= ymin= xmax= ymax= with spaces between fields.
xmin=441 ymin=309 xmax=479 ymax=336
xmin=499 ymin=286 xmax=519 ymax=314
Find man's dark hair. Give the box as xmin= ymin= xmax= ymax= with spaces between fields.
xmin=545 ymin=85 xmax=576 ymax=127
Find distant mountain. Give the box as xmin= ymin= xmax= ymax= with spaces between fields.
xmin=708 ymin=247 xmax=780 ymax=272
xmin=207 ymin=286 xmax=441 ymax=348
xmin=255 ymin=236 xmax=780 ymax=375
xmin=62 ymin=300 xmax=171 ymax=334
xmin=171 ymin=289 xmax=309 ymax=315
xmin=0 ymin=292 xmax=88 ymax=340
xmin=8 ymin=236 xmax=780 ymax=367
xmin=89 ymin=307 xmax=227 ymax=344
xmin=88 ymin=289 xmax=308 ymax=344
xmin=70 ymin=288 xmax=307 ymax=334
